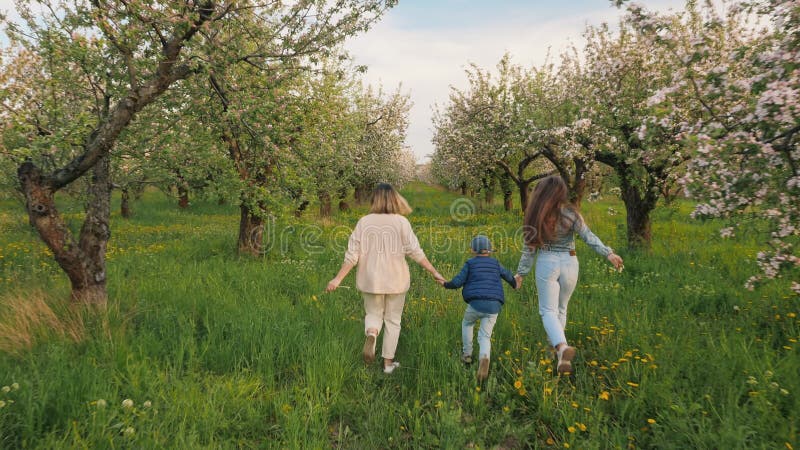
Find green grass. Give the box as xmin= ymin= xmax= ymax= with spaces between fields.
xmin=0 ymin=183 xmax=797 ymax=448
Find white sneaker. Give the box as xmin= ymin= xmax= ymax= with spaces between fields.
xmin=383 ymin=361 xmax=400 ymax=374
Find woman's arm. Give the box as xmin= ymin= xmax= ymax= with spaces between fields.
xmin=516 ymin=246 xmax=536 ymax=276
xmin=417 ymin=257 xmax=446 ymax=284
xmin=574 ymin=218 xmax=624 ymax=270
xmin=326 ymin=261 xmax=355 ymax=292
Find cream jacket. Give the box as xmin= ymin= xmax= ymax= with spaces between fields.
xmin=343 ymin=213 xmax=426 ymax=294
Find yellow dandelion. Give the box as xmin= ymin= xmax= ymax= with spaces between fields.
xmin=647 ymin=418 xmax=656 ymax=424
xmin=544 ymin=387 xmax=553 ymax=395
xmin=577 ymin=423 xmax=587 ymax=432
xmin=514 ymin=380 xmax=523 ymax=389
xmin=567 ymin=426 xmax=576 ymax=433
xmin=518 ymin=388 xmax=527 ymax=396
xmin=563 ymin=443 xmax=570 ymax=448
xmin=546 ymin=437 xmax=555 ymax=445
xmin=599 ymin=391 xmax=610 ymax=400
xmin=627 ymin=382 xmax=639 ymax=388
xmin=570 ymin=401 xmax=579 ymax=409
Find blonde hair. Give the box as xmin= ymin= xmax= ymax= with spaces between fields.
xmin=369 ymin=183 xmax=412 ymax=215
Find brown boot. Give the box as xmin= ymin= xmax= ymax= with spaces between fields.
xmin=477 ymin=357 xmax=490 ymax=382
xmin=363 ymin=334 xmax=376 ymax=364
xmin=557 ymin=346 xmax=576 ymax=375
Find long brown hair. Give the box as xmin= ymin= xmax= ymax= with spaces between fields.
xmin=522 ymin=176 xmax=574 ymax=248
xmin=369 ymin=183 xmax=412 ymax=215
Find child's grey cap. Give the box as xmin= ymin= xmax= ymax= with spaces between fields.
xmin=471 ymin=235 xmax=492 ymax=254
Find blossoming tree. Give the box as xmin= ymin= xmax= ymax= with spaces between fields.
xmin=621 ymin=0 xmax=799 ymax=290
xmin=1 ymin=0 xmax=395 ymax=303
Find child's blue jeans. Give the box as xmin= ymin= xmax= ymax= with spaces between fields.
xmin=462 ymin=304 xmax=498 ymax=359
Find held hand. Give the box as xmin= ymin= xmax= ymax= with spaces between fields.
xmin=325 ymin=278 xmax=341 ymax=293
xmin=436 ymin=279 xmax=445 ymax=287
xmin=433 ymin=273 xmax=446 ymax=285
xmin=514 ymin=274 xmax=523 ymax=289
xmin=608 ymin=253 xmax=624 ymax=272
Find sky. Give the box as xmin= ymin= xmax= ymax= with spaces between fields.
xmin=0 ymin=0 xmax=687 ymax=162
xmin=344 ymin=0 xmax=686 ymax=162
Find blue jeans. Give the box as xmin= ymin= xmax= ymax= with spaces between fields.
xmin=535 ymin=250 xmax=579 ymax=348
xmin=462 ymin=304 xmax=498 ymax=359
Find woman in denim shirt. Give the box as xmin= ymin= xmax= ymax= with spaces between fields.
xmin=515 ymin=176 xmax=624 ymax=375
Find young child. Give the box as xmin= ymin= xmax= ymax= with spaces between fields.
xmin=439 ymin=235 xmax=519 ymax=381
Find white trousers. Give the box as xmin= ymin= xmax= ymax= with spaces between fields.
xmin=362 ymin=292 xmax=407 ymax=360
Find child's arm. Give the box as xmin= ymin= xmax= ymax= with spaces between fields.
xmin=499 ymin=265 xmax=519 ymax=289
xmin=443 ymin=262 xmax=469 ymax=289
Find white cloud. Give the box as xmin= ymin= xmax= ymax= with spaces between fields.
xmin=346 ymin=1 xmax=685 ymax=162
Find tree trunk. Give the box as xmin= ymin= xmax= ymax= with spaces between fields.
xmin=338 ymin=186 xmax=350 ymax=212
xmin=500 ymin=173 xmax=513 ymax=211
xmin=504 ymin=193 xmax=513 ymax=211
xmin=569 ymin=158 xmax=589 ymax=207
xmin=622 ymin=195 xmax=652 ymax=249
xmin=121 ymin=188 xmax=131 ymax=218
xmin=619 ymin=173 xmax=657 ymax=249
xmin=177 ymin=184 xmax=189 ymax=209
xmin=482 ymin=176 xmax=496 ymax=207
xmin=354 ymin=185 xmax=370 ymax=204
xmin=18 ymin=158 xmax=110 ymax=305
xmin=319 ymin=191 xmax=332 ymax=218
xmin=460 ymin=182 xmax=468 ymax=196
xmin=518 ymin=181 xmax=530 ymax=214
xmin=295 ymin=200 xmax=309 ymax=218
xmin=238 ymin=204 xmax=264 ymax=256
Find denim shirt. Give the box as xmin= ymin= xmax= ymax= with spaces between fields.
xmin=516 ymin=207 xmax=613 ymax=276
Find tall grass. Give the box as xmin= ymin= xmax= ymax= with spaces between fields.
xmin=0 ymin=184 xmax=797 ymax=448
